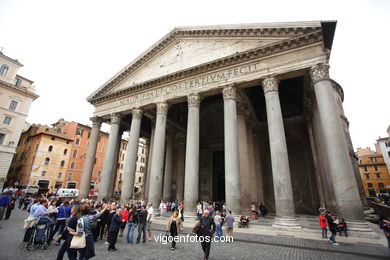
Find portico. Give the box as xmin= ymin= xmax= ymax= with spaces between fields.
xmin=81 ymin=21 xmax=368 ymax=230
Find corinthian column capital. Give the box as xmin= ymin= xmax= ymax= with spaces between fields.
xmin=187 ymin=93 xmax=201 ymax=108
xmin=156 ymin=102 xmax=169 ymax=115
xmin=111 ymin=113 xmax=122 ymax=125
xmin=222 ymin=85 xmax=237 ymax=100
xmin=310 ymin=63 xmax=330 ymax=83
xmin=90 ymin=116 xmax=103 ymax=128
xmin=261 ymin=76 xmax=279 ymax=94
xmin=132 ymin=108 xmax=143 ymax=120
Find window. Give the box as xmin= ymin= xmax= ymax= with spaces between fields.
xmin=70 ymin=162 xmax=75 ymax=169
xmin=48 ymin=145 xmax=53 ymax=152
xmin=67 ymin=182 xmax=76 ymax=188
xmin=60 ymin=160 xmax=65 ymax=167
xmin=88 ymin=132 xmax=91 ymax=138
xmin=9 ymin=100 xmax=18 ymax=111
xmin=55 ymin=182 xmax=63 ymax=189
xmin=97 ymin=171 xmax=101 ymax=178
xmin=364 ymin=166 xmax=368 ymax=172
xmin=75 ymin=138 xmax=80 ymax=145
xmin=142 ymin=148 xmax=145 ymax=154
xmin=376 ymin=173 xmax=381 ymax=179
xmin=371 ymin=157 xmax=376 ymax=163
xmin=388 ymin=151 xmax=390 ymax=158
xmin=58 ymin=172 xmax=62 ymax=179
xmin=123 ymin=143 xmax=127 ymax=150
xmin=76 ymin=128 xmax=83 ymax=136
xmin=365 ymin=173 xmax=370 ymax=179
xmin=385 ymin=143 xmax=390 ymax=148
xmin=15 ymin=78 xmax=22 ymax=87
xmin=44 ymin=157 xmax=50 ymax=165
xmin=141 ymin=157 xmax=145 ymax=163
xmin=94 ymin=157 xmax=97 ymax=165
xmin=72 ymin=149 xmax=78 ymax=158
xmin=67 ymin=173 xmax=73 ymax=181
xmin=140 ymin=166 xmax=144 ymax=173
xmin=374 ymin=165 xmax=379 ymax=172
xmin=367 ymin=183 xmax=373 ymax=188
xmin=378 ymin=183 xmax=384 ymax=188
xmin=121 ymin=154 xmax=125 ymax=160
xmin=37 ymin=180 xmax=49 ymax=189
xmin=41 ymin=171 xmax=47 ymax=176
xmin=51 ymin=136 xmax=55 ymax=141
xmin=138 ymin=177 xmax=142 ymax=182
xmin=0 ymin=64 xmax=9 ymax=76
xmin=64 ymin=149 xmax=67 ymax=155
xmin=3 ymin=116 xmax=12 ymax=125
xmin=0 ymin=133 xmax=5 ymax=144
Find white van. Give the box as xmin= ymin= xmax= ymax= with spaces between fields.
xmin=23 ymin=185 xmax=39 ymax=195
xmin=57 ymin=188 xmax=79 ymax=198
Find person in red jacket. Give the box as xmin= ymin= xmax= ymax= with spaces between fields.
xmin=319 ymin=213 xmax=328 ymax=238
xmin=119 ymin=205 xmax=130 ymax=237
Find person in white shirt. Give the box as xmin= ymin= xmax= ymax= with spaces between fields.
xmin=159 ymin=200 xmax=167 ymax=218
xmin=146 ymin=202 xmax=154 ymax=241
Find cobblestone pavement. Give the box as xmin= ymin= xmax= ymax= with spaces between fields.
xmin=0 ymin=210 xmax=389 ymax=260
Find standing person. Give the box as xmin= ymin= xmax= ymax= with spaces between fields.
xmin=136 ymin=205 xmax=148 ymax=243
xmin=105 ymin=203 xmax=117 ymax=244
xmin=178 ymin=202 xmax=184 ymax=222
xmin=214 ymin=211 xmax=223 ymax=241
xmin=259 ymin=203 xmax=266 ymax=218
xmin=126 ymin=206 xmax=138 ymax=244
xmin=159 ymin=200 xmax=165 ymax=218
xmin=165 ymin=210 xmax=182 ymax=250
xmin=224 ymin=210 xmax=234 ymax=241
xmin=76 ymin=203 xmax=108 ymax=260
xmin=55 ymin=205 xmax=80 ymax=260
xmin=52 ymin=201 xmax=71 ymax=241
xmin=325 ymin=211 xmax=339 ymax=246
xmin=92 ymin=204 xmax=102 ymax=242
xmin=146 ymin=202 xmax=154 ymax=241
xmin=5 ymin=194 xmax=16 ymax=219
xmin=119 ymin=205 xmax=129 ymax=237
xmin=0 ymin=191 xmax=11 ymax=228
xmin=196 ymin=202 xmax=203 ymax=220
xmin=108 ymin=208 xmax=122 ymax=251
xmin=319 ymin=213 xmax=328 ymax=238
xmin=379 ymin=217 xmax=390 ymax=248
xmin=199 ymin=210 xmax=215 ymax=260
xmin=99 ymin=205 xmax=109 ymax=240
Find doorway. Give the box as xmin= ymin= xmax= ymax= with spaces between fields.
xmin=212 ymin=150 xmax=225 ymax=201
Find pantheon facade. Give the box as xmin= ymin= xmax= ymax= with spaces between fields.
xmin=80 ymin=21 xmax=368 ymax=229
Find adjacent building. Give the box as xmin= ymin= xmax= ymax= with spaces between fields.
xmin=356 ymin=147 xmax=390 ymax=197
xmin=8 ymin=125 xmax=73 ymax=190
xmin=0 ymin=51 xmax=39 ymax=190
xmin=375 ymin=125 xmax=390 ymax=174
xmin=7 ymin=118 xmax=147 ymax=196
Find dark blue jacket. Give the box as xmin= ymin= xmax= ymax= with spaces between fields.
xmin=109 ymin=213 xmax=122 ymax=233
xmin=0 ymin=195 xmax=11 ymax=208
xmin=57 ymin=205 xmax=72 ymax=219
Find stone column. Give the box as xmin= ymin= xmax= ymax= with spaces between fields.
xmin=148 ymin=102 xmax=169 ymax=208
xmin=184 ymin=94 xmax=201 ymax=213
xmin=79 ymin=116 xmax=103 ymax=199
xmin=237 ymin=107 xmax=252 ymax=212
xmin=261 ymin=76 xmax=300 ymax=229
xmin=108 ymin=129 xmax=123 ymax=198
xmin=222 ymin=85 xmax=241 ymax=214
xmin=310 ymin=64 xmax=365 ymax=223
xmin=246 ymin=122 xmax=258 ymax=205
xmin=175 ymin=132 xmax=186 ymax=202
xmin=144 ymin=120 xmax=155 ymax=201
xmin=162 ymin=130 xmax=174 ymax=201
xmin=98 ymin=113 xmax=121 ymax=202
xmin=253 ymin=132 xmax=264 ymax=204
xmin=121 ymin=108 xmax=143 ymax=205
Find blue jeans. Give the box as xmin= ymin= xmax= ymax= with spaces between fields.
xmin=321 ymin=228 xmax=327 ymax=238
xmin=215 ymin=224 xmax=222 ymax=240
xmin=329 ymin=231 xmax=337 ymax=243
xmin=126 ymin=222 xmax=136 ymax=243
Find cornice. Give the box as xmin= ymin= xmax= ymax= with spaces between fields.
xmin=0 ymin=79 xmax=39 ymax=100
xmin=89 ymin=27 xmax=323 ymax=104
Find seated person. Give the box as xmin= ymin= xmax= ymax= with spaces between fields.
xmin=238 ymin=216 xmax=249 ymax=228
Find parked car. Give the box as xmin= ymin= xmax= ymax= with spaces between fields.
xmin=57 ymin=188 xmax=79 ymax=198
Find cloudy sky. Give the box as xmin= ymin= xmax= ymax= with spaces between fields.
xmin=0 ymin=0 xmax=389 ymax=149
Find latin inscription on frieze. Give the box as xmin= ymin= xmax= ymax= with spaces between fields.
xmin=118 ymin=62 xmax=261 ymax=106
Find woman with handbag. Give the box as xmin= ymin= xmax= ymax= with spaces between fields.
xmin=73 ymin=203 xmax=108 ymax=259
xmin=56 ymin=205 xmax=80 ymax=260
xmin=165 ymin=210 xmax=183 ymax=250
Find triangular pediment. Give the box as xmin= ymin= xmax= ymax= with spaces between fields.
xmin=88 ymin=21 xmax=335 ymax=103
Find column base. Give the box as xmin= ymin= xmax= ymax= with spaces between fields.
xmin=272 ymin=217 xmax=301 ymax=230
